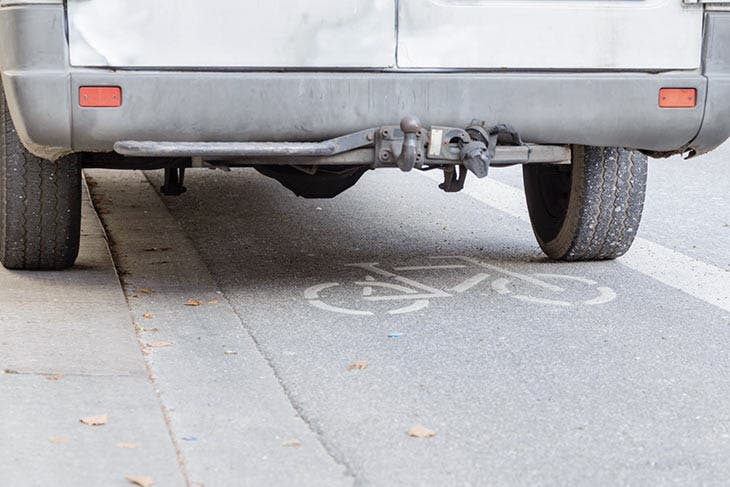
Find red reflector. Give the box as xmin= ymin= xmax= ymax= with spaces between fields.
xmin=659 ymin=88 xmax=696 ymax=108
xmin=79 ymin=86 xmax=122 ymax=107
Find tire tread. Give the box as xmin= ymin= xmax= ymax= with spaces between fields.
xmin=524 ymin=145 xmax=647 ymax=261
xmin=0 ymin=88 xmax=80 ymax=270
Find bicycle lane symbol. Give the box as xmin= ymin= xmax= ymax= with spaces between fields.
xmin=303 ymin=255 xmax=617 ymax=316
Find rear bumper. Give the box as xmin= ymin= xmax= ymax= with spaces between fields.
xmin=0 ymin=4 xmax=728 ymax=160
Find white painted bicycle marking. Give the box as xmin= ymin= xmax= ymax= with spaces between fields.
xmin=489 ymin=272 xmax=618 ymax=307
xmin=308 ymin=298 xmax=374 ymax=316
xmin=449 ymin=273 xmax=490 ymax=293
xmin=304 ymin=282 xmax=339 ymax=300
xmin=305 ymin=282 xmax=373 ymax=315
xmin=434 ymin=256 xmax=565 ymax=292
xmin=389 ymin=300 xmax=430 ymax=315
xmin=513 ymin=295 xmax=572 ymax=307
xmin=585 ymin=287 xmax=618 ymax=306
xmin=393 ymin=265 xmax=468 ymax=271
xmin=532 ymin=273 xmax=596 ymax=285
xmin=305 ymin=256 xmax=618 ymax=316
xmin=347 ymin=262 xmax=450 ymax=298
xmin=355 ymin=281 xmax=418 ymax=295
xmin=491 ymin=278 xmax=511 ymax=295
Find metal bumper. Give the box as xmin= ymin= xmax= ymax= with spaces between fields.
xmin=0 ymin=4 xmax=728 ymax=160
xmin=113 ymin=138 xmax=571 ymax=168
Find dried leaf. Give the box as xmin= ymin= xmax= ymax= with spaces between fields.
xmin=185 ymin=300 xmax=202 ymax=307
xmin=46 ymin=373 xmax=64 ymax=381
xmin=80 ymin=414 xmax=108 ymax=426
xmin=2 ymin=369 xmax=19 ymax=374
xmin=347 ymin=360 xmax=368 ymax=371
xmin=142 ymin=313 xmax=152 ymax=319
xmin=116 ymin=442 xmax=139 ymax=449
xmin=137 ymin=288 xmax=155 ymax=294
xmin=282 ymin=439 xmax=302 ymax=447
xmin=49 ymin=436 xmax=69 ymax=444
xmin=131 ymin=295 xmax=140 ymax=299
xmin=207 ymin=300 xmax=220 ymax=305
xmin=407 ymin=424 xmax=436 ymax=438
xmin=126 ymin=475 xmax=154 ymax=487
xmin=146 ymin=341 xmax=173 ymax=348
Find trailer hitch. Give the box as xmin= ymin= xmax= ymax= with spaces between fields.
xmin=457 ymin=122 xmax=524 ymax=179
xmin=114 ymin=117 xmax=567 ymax=195
xmin=421 ymin=121 xmax=524 ymax=192
xmin=439 ymin=165 xmax=468 ymax=193
xmin=397 ymin=116 xmax=422 ymax=172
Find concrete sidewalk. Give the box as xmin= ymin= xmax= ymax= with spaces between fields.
xmin=0 ymin=184 xmax=185 ymax=487
xmin=83 ymin=169 xmax=351 ymax=487
xmin=1 ymin=175 xmax=352 ymax=487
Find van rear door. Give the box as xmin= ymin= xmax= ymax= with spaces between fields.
xmin=68 ymin=0 xmax=395 ymax=68
xmin=69 ymin=0 xmax=703 ymax=71
xmin=397 ymin=0 xmax=703 ymax=70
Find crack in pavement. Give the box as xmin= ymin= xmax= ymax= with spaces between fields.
xmin=216 ymin=288 xmax=359 ymax=482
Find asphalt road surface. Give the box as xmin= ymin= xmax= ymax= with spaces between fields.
xmin=2 ymin=143 xmax=730 ymax=487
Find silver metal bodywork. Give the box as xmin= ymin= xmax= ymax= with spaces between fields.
xmin=398 ymin=0 xmax=703 ymax=69
xmin=0 ymin=2 xmax=728 ymax=161
xmin=67 ymin=0 xmax=704 ymax=70
xmin=68 ymin=0 xmax=395 ymax=68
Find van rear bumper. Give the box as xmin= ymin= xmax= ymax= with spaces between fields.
xmin=0 ymin=4 xmax=728 ymax=160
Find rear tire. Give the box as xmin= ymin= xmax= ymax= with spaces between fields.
xmin=523 ymin=145 xmax=647 ymax=261
xmin=0 ymin=88 xmax=81 ymax=270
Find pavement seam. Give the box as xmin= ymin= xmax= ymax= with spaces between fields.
xmin=1 ymin=370 xmax=140 ymax=378
xmin=84 ymin=173 xmax=194 ymax=487
xmin=140 ymin=170 xmax=360 ymax=484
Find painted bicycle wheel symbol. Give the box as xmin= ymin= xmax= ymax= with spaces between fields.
xmin=304 ymin=256 xmax=617 ymax=316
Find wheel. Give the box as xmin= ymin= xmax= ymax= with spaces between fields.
xmin=523 ymin=145 xmax=647 ymax=261
xmin=0 ymin=87 xmax=81 ymax=270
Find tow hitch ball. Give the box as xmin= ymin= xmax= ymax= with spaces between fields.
xmin=387 ymin=117 xmax=523 ymax=193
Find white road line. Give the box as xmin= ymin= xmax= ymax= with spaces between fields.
xmin=585 ymin=287 xmax=619 ymax=306
xmin=389 ymin=300 xmax=431 ymax=315
xmin=620 ymin=240 xmax=730 ymax=313
xmin=421 ymin=171 xmax=730 ymax=313
xmin=393 ymin=265 xmax=468 ymax=271
xmin=449 ymin=273 xmax=491 ymax=293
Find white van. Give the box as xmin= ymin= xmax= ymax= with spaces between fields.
xmin=0 ymin=1 xmax=727 ymax=269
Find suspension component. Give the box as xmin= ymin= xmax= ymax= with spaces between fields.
xmin=161 ymin=166 xmax=187 ymax=196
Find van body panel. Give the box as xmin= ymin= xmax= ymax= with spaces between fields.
xmin=68 ymin=0 xmax=703 ymax=70
xmin=398 ymin=0 xmax=703 ymax=69
xmin=0 ymin=4 xmax=728 ymax=159
xmin=67 ymin=0 xmax=396 ymax=68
